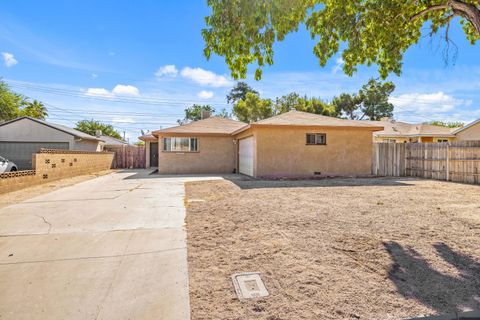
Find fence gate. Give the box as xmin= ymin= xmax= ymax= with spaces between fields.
xmin=106 ymin=146 xmax=146 ymax=169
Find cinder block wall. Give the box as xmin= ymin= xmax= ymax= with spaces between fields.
xmin=0 ymin=150 xmax=114 ymax=194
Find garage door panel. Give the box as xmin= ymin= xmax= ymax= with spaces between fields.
xmin=239 ymin=137 xmax=254 ymax=177
xmin=0 ymin=142 xmax=69 ymax=170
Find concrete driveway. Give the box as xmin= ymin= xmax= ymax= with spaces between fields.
xmin=0 ymin=170 xmax=221 ymax=320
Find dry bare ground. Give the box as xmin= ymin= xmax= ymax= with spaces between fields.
xmin=185 ymin=177 xmax=480 ymax=320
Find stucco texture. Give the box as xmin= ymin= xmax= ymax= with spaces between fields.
xmin=157 ymin=135 xmax=236 ymax=174
xmin=456 ymin=122 xmax=480 ymax=141
xmin=252 ymin=126 xmax=375 ymax=178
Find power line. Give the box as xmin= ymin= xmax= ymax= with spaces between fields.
xmin=7 ymin=79 xmax=468 ymax=108
xmin=7 ymin=80 xmax=230 ymax=107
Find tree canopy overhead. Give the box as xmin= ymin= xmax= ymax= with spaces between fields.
xmin=203 ymin=0 xmax=480 ymax=80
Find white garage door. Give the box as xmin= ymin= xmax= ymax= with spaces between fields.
xmin=239 ymin=137 xmax=254 ymax=176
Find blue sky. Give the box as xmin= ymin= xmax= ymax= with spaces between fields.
xmin=1 ymin=1 xmax=479 ymax=141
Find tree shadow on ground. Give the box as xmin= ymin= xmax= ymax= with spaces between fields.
xmin=384 ymin=241 xmax=480 ymax=315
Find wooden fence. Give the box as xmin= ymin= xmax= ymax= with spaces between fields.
xmin=106 ymin=146 xmax=146 ymax=169
xmin=372 ymin=141 xmax=480 ymax=184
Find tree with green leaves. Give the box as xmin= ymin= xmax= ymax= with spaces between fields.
xmin=425 ymin=120 xmax=465 ymax=128
xmin=226 ymin=82 xmax=258 ymax=104
xmin=21 ymin=100 xmax=48 ymax=120
xmin=359 ymin=79 xmax=395 ymax=120
xmin=274 ymin=92 xmax=337 ymax=116
xmin=332 ymin=93 xmax=363 ymax=120
xmin=203 ymin=1 xmax=480 ymax=80
xmin=332 ymin=79 xmax=395 ymax=120
xmin=0 ymin=80 xmax=48 ymax=122
xmin=233 ymin=92 xmax=274 ymax=123
xmin=177 ymin=104 xmax=215 ymax=124
xmin=74 ymin=120 xmax=123 ymax=140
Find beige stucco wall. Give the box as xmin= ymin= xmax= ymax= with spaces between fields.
xmin=252 ymin=126 xmax=376 ymax=178
xmin=0 ymin=151 xmax=113 ymax=194
xmin=456 ymin=122 xmax=480 ymax=141
xmin=145 ymin=141 xmax=151 ymax=168
xmin=157 ymin=134 xmax=236 ymax=174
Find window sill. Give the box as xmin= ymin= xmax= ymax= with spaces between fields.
xmin=162 ymin=150 xmax=200 ymax=153
xmin=305 ymin=144 xmax=327 ymax=146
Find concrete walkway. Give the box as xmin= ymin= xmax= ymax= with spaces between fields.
xmin=0 ymin=170 xmax=221 ymax=320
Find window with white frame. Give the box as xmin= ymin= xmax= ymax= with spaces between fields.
xmin=306 ymin=133 xmax=326 ymax=145
xmin=163 ymin=137 xmax=198 ymax=152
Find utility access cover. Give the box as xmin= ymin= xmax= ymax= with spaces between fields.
xmin=231 ymin=272 xmax=269 ymax=300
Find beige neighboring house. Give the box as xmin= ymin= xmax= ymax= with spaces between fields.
xmin=373 ymin=118 xmax=480 ymax=143
xmin=0 ymin=117 xmax=104 ymax=169
xmin=140 ymin=111 xmax=383 ymax=178
xmin=96 ymin=133 xmax=129 ymax=150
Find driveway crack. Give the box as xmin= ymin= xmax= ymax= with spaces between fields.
xmin=35 ymin=214 xmax=52 ymax=234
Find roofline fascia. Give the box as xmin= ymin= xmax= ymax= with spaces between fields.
xmin=374 ymin=133 xmax=456 ymax=138
xmin=451 ymin=119 xmax=480 ymax=135
xmin=243 ymin=123 xmax=384 ymax=131
xmin=0 ymin=116 xmax=102 ymax=141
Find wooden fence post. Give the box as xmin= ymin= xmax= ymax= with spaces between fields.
xmin=446 ymin=144 xmax=450 ymax=182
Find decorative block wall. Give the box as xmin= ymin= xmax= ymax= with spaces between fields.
xmin=0 ymin=149 xmax=114 ymax=194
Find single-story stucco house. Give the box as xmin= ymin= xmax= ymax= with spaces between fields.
xmin=0 ymin=117 xmax=103 ymax=169
xmin=140 ymin=111 xmax=384 ymax=178
xmin=372 ymin=118 xmax=480 ymax=143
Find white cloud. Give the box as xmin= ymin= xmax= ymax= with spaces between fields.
xmin=85 ymin=84 xmax=139 ymax=98
xmin=389 ymin=92 xmax=469 ymax=113
xmin=108 ymin=51 xmax=116 ymax=56
xmin=197 ymin=90 xmax=214 ymax=99
xmin=1 ymin=52 xmax=18 ymax=67
xmin=91 ymin=73 xmax=98 ymax=79
xmin=112 ymin=84 xmax=139 ymax=96
xmin=155 ymin=64 xmax=178 ymax=78
xmin=389 ymin=92 xmax=475 ymax=123
xmin=180 ymin=67 xmax=232 ymax=87
xmin=85 ymin=88 xmax=114 ymax=98
xmin=332 ymin=57 xmax=344 ymax=74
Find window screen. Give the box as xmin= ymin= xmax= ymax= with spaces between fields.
xmin=306 ymin=133 xmax=326 ymax=145
xmin=163 ymin=137 xmax=198 ymax=151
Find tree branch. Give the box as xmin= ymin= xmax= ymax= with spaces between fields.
xmin=411 ymin=4 xmax=449 ymax=21
xmin=448 ymin=0 xmax=480 ymax=35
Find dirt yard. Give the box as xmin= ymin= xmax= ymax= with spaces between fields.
xmin=185 ymin=177 xmax=480 ymax=320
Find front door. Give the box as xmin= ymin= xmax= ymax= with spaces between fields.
xmin=150 ymin=142 xmax=159 ymax=167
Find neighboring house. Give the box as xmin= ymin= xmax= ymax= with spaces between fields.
xmin=0 ymin=117 xmax=103 ymax=169
xmin=141 ymin=111 xmax=383 ymax=178
xmin=373 ymin=118 xmax=480 ymax=143
xmin=96 ymin=133 xmax=128 ymax=150
xmin=451 ymin=119 xmax=480 ymax=141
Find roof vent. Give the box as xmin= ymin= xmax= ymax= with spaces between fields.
xmin=95 ymin=130 xmax=102 ymax=138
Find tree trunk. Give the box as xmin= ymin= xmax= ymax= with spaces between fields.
xmin=448 ymin=0 xmax=480 ymax=35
